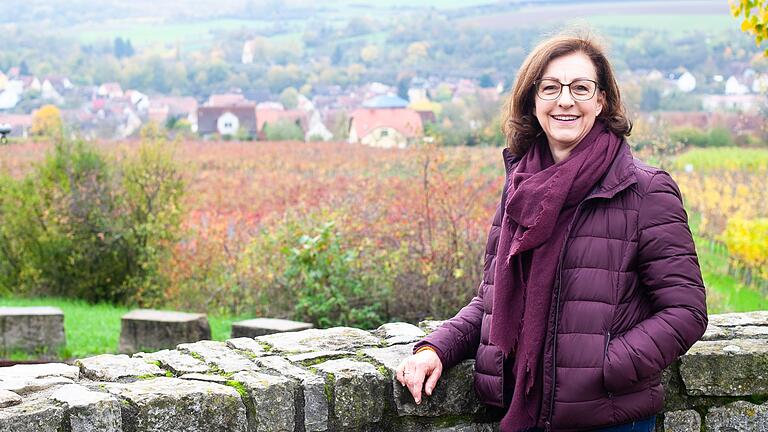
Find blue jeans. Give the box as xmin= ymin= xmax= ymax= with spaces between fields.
xmin=593 ymin=415 xmax=656 ymax=431
xmin=527 ymin=415 xmax=656 ymax=432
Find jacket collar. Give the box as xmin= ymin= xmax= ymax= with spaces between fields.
xmin=587 ymin=140 xmax=637 ymax=200
xmin=501 ymin=140 xmax=637 ymax=200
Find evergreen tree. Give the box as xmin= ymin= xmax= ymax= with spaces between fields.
xmin=479 ymin=73 xmax=494 ymax=88
xmin=397 ymin=77 xmax=410 ymax=101
xmin=331 ymin=45 xmax=344 ymax=65
xmin=114 ymin=37 xmax=125 ymax=58
xmin=124 ymin=39 xmax=135 ymax=57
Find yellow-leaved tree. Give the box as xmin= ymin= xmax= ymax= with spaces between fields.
xmin=31 ymin=104 xmax=63 ymax=138
xmin=731 ymin=0 xmax=768 ymax=55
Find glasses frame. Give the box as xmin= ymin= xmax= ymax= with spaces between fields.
xmin=533 ymin=78 xmax=600 ymax=101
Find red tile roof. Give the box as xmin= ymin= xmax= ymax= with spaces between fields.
xmin=0 ymin=114 xmax=32 ymax=127
xmin=349 ymin=108 xmax=423 ymax=139
xmin=208 ymin=93 xmax=253 ymax=107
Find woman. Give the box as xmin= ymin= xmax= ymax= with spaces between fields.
xmin=396 ymin=34 xmax=707 ymax=432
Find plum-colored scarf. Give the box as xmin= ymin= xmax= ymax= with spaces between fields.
xmin=491 ymin=121 xmax=622 ymax=431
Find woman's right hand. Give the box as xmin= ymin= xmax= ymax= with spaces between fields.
xmin=395 ymin=349 xmax=443 ymax=404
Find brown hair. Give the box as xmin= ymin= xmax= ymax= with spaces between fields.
xmin=500 ymin=33 xmax=632 ymax=155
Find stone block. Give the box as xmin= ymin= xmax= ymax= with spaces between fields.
xmin=704 ymin=400 xmax=768 ymax=432
xmin=177 ymin=340 xmax=257 ymax=374
xmin=257 ymin=326 xmax=381 ymax=354
xmin=119 ymin=309 xmax=211 ymax=354
xmin=77 ymin=354 xmax=164 ymax=382
xmin=314 ymin=358 xmax=389 ymax=430
xmin=663 ymin=410 xmax=700 ymax=432
xmin=231 ymin=318 xmax=313 ymax=338
xmin=0 ymin=307 xmax=65 ymax=358
xmin=226 ymin=337 xmax=268 ymax=357
xmin=362 ymin=343 xmax=481 ymax=417
xmin=708 ymin=311 xmax=768 ymax=327
xmin=391 ymin=417 xmax=499 ymax=432
xmin=287 ymin=350 xmax=354 ymax=364
xmin=372 ymin=323 xmax=426 ymax=346
xmin=701 ymin=321 xmax=768 ymax=341
xmin=100 ymin=377 xmax=247 ymax=432
xmin=0 ymin=389 xmax=22 ymax=408
xmin=134 ymin=349 xmax=208 ymax=375
xmin=418 ymin=320 xmax=445 ymax=334
xmin=679 ymin=338 xmax=768 ymax=395
xmin=51 ymin=383 xmax=122 ymax=432
xmin=0 ymin=362 xmax=79 ymax=381
xmin=0 ymin=362 xmax=79 ymax=395
xmin=0 ymin=390 xmax=65 ymax=432
xmin=179 ymin=373 xmax=230 ymax=384
xmin=257 ymin=355 xmax=329 ymax=432
xmin=0 ymin=375 xmax=73 ymax=395
xmin=233 ymin=370 xmax=297 ymax=432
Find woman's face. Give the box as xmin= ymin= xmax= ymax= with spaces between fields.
xmin=534 ymin=52 xmax=604 ymax=155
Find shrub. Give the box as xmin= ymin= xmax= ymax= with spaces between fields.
xmin=263 ymin=119 xmax=304 ymax=141
xmin=0 ymin=136 xmax=183 ymax=304
xmin=707 ymin=127 xmax=734 ymax=148
xmin=669 ymin=126 xmax=735 ymax=148
xmin=281 ymin=221 xmax=386 ymax=329
xmin=720 ymin=217 xmax=768 ymax=281
xmin=670 ymin=126 xmax=709 ymax=147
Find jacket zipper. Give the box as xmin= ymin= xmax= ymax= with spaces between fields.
xmin=545 ymin=200 xmax=584 ymax=431
xmin=544 ymin=181 xmax=634 ymax=429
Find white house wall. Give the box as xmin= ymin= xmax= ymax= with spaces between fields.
xmin=361 ymin=127 xmax=406 ymax=149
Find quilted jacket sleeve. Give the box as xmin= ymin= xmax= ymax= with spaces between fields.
xmin=413 ymin=287 xmax=485 ymax=369
xmin=603 ymin=172 xmax=708 ymax=393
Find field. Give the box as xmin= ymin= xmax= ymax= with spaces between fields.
xmin=458 ymin=1 xmax=733 ymax=34
xmin=72 ymin=18 xmax=274 ymax=46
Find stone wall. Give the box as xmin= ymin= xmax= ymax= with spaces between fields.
xmin=0 ymin=312 xmax=766 ymax=431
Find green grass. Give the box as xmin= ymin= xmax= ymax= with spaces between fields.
xmin=0 ymin=297 xmax=249 ymax=361
xmin=695 ymin=239 xmax=768 ymax=313
xmin=47 ymin=18 xmax=276 ymax=47
xmin=688 ymin=212 xmax=768 ymax=313
xmin=670 ymin=147 xmax=768 ymax=172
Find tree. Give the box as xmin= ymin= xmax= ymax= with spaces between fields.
xmin=397 ymin=77 xmax=410 ymax=101
xmin=279 ymin=87 xmax=299 ymax=109
xmin=731 ymin=0 xmax=768 ymax=55
xmin=360 ymin=45 xmax=380 ymax=64
xmin=331 ymin=44 xmax=344 ymax=65
xmin=31 ymin=104 xmax=63 ymax=138
xmin=479 ymin=73 xmax=494 ymax=88
xmin=124 ymin=39 xmax=135 ymax=57
xmin=263 ymin=119 xmax=304 ymax=141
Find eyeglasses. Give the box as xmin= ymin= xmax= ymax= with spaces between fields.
xmin=534 ymin=78 xmax=599 ymax=101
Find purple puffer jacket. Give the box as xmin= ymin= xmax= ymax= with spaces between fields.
xmin=415 ymin=143 xmax=708 ymax=431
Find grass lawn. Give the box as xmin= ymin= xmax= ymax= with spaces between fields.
xmin=688 ymin=212 xmax=768 ymax=313
xmin=0 ymin=297 xmax=250 ymax=361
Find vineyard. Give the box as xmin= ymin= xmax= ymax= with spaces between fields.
xmin=1 ymin=141 xmax=766 ymax=325
xmin=671 ymin=147 xmax=768 ymax=297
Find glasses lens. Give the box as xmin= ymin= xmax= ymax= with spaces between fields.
xmin=536 ymin=79 xmax=561 ymax=99
xmin=570 ymin=79 xmax=596 ymax=100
